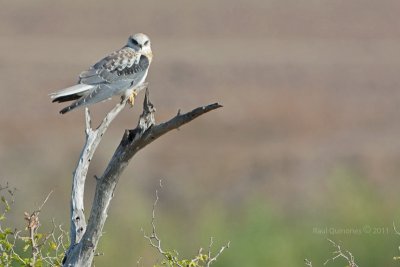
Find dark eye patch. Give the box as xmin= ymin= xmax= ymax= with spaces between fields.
xmin=131 ymin=38 xmax=139 ymax=46
xmin=144 ymin=40 xmax=149 ymax=46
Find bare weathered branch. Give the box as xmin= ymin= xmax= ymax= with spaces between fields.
xmin=63 ymin=87 xmax=222 ymax=266
xmin=68 ymin=83 xmax=148 ymax=248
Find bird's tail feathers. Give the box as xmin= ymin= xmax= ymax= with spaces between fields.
xmin=58 ymin=84 xmax=114 ymax=114
xmin=49 ymin=84 xmax=94 ymax=99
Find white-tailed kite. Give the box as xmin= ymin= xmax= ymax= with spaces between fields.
xmin=50 ymin=33 xmax=153 ymax=114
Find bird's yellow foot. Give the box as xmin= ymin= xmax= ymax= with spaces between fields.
xmin=128 ymin=91 xmax=138 ymax=107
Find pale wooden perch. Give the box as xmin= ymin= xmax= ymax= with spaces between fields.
xmin=62 ymin=86 xmax=222 ymax=266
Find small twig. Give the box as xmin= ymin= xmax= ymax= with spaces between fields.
xmin=324 ymin=239 xmax=358 ymax=267
xmin=37 ymin=220 xmax=55 ymax=248
xmin=24 ymin=190 xmax=53 ymax=266
xmin=0 ymin=182 xmax=9 ymax=191
xmin=206 ymin=237 xmax=230 ymax=267
xmin=37 ymin=190 xmax=53 ymax=212
xmin=304 ymin=259 xmax=313 ymax=267
xmin=394 ymin=221 xmax=400 ymax=236
xmin=142 ymin=182 xmax=228 ymax=267
xmin=141 ymin=182 xmax=184 ymax=267
xmin=9 ymin=230 xmax=26 ymax=264
xmin=136 ymin=257 xmax=142 ymax=267
xmin=142 ymin=181 xmax=173 ymax=260
xmin=393 ymin=221 xmax=400 ymax=261
xmin=0 ymin=184 xmax=16 ymax=221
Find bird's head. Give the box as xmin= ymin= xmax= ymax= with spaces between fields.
xmin=127 ymin=33 xmax=151 ymax=54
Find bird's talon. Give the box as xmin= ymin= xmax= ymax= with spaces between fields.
xmin=128 ymin=92 xmax=138 ymax=107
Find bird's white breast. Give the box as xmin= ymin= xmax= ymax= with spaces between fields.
xmin=123 ymin=69 xmax=149 ymax=98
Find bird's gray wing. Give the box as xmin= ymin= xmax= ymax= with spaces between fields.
xmin=60 ymin=48 xmax=150 ymax=114
xmin=79 ymin=47 xmax=145 ymax=85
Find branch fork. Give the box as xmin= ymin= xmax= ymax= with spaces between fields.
xmin=62 ymin=85 xmax=222 ymax=266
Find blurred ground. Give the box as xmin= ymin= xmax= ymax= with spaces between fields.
xmin=1 ymin=0 xmax=400 ymax=266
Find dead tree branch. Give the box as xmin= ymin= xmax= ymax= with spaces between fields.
xmin=68 ymin=83 xmax=148 ymax=248
xmin=62 ymin=87 xmax=222 ymax=266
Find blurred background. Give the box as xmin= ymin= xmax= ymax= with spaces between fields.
xmin=1 ymin=0 xmax=400 ymax=265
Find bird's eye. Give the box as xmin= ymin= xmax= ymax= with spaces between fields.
xmin=144 ymin=40 xmax=149 ymax=46
xmin=131 ymin=38 xmax=139 ymax=46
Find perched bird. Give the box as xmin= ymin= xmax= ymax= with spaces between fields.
xmin=50 ymin=33 xmax=153 ymax=114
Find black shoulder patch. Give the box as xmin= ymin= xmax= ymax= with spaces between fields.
xmin=116 ymin=55 xmax=149 ymax=76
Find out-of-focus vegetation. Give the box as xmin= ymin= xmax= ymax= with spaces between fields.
xmin=0 ymin=186 xmax=67 ymax=266
xmin=2 ymin=169 xmax=400 ymax=266
xmin=96 ymin=167 xmax=400 ymax=266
